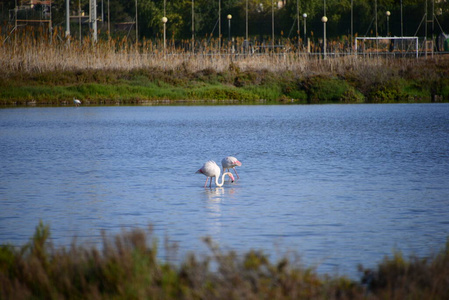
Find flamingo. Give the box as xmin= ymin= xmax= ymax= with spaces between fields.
xmin=73 ymin=97 xmax=81 ymax=107
xmin=196 ymin=160 xmax=235 ymax=188
xmin=221 ymin=156 xmax=242 ymax=179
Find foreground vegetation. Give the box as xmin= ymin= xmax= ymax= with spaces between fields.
xmin=0 ymin=221 xmax=448 ymax=299
xmin=1 ymin=31 xmax=449 ymax=106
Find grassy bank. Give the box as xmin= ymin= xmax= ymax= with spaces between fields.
xmin=2 ymin=59 xmax=449 ymax=106
xmin=1 ymin=35 xmax=449 ymax=106
xmin=1 ymin=221 xmax=448 ymax=300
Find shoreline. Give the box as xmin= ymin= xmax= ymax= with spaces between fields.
xmin=2 ymin=67 xmax=448 ymax=106
xmin=2 ymin=49 xmax=449 ymax=107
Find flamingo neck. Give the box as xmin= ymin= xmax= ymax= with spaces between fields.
xmin=215 ymin=172 xmax=232 ymax=187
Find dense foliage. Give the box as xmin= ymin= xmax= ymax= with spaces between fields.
xmin=1 ymin=0 xmax=448 ymax=42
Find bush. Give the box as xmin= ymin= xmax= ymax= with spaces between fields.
xmin=1 ymin=222 xmax=448 ymax=299
xmin=367 ymin=78 xmax=413 ymax=103
xmin=304 ymin=76 xmax=354 ymax=103
xmin=359 ymin=240 xmax=449 ymax=299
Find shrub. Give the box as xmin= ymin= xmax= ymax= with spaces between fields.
xmin=359 ymin=240 xmax=449 ymax=299
xmin=304 ymin=76 xmax=353 ymax=103
xmin=367 ymin=78 xmax=409 ymax=103
xmin=2 ymin=222 xmax=448 ymax=299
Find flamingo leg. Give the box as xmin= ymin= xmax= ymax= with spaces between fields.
xmin=226 ymin=168 xmax=232 ymax=178
xmin=204 ymin=177 xmax=209 ymax=188
xmin=233 ymin=167 xmax=240 ymax=179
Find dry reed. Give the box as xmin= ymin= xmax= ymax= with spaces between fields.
xmin=2 ymin=26 xmax=444 ymax=78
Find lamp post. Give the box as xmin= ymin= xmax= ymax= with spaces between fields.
xmin=162 ymin=16 xmax=167 ymax=53
xmin=90 ymin=0 xmax=98 ymax=42
xmin=218 ymin=0 xmax=221 ymax=51
xmin=400 ymin=0 xmax=403 ymax=52
xmin=245 ymin=0 xmax=248 ymax=41
xmin=375 ymin=0 xmax=378 ymax=37
xmin=351 ymin=0 xmax=353 ymax=52
xmin=79 ymin=0 xmax=82 ymax=45
xmin=302 ymin=13 xmax=307 ymax=49
xmin=400 ymin=0 xmax=403 ymax=37
xmin=227 ymin=14 xmax=232 ymax=42
xmin=135 ymin=0 xmax=137 ymax=48
xmin=271 ymin=0 xmax=275 ymax=50
xmin=386 ymin=11 xmax=390 ymax=36
xmin=322 ymin=16 xmax=328 ymax=58
xmin=296 ymin=0 xmax=299 ymax=51
xmin=192 ymin=0 xmax=194 ymax=52
xmin=66 ymin=0 xmax=70 ymax=39
xmin=107 ymin=0 xmax=110 ymax=41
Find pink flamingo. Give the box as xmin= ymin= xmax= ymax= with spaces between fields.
xmin=196 ymin=160 xmax=235 ymax=188
xmin=221 ymin=156 xmax=242 ymax=179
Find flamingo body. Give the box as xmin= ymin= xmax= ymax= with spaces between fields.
xmin=221 ymin=156 xmax=242 ymax=179
xmin=73 ymin=97 xmax=81 ymax=106
xmin=196 ymin=160 xmax=235 ymax=188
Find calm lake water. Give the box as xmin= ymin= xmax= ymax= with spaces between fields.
xmin=1 ymin=104 xmax=449 ymax=278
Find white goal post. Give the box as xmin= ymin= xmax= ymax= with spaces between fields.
xmin=355 ymin=37 xmax=419 ymax=58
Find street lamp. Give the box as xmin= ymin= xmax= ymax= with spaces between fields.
xmin=66 ymin=0 xmax=70 ymax=39
xmin=400 ymin=0 xmax=403 ymax=37
xmin=351 ymin=0 xmax=353 ymax=52
xmin=297 ymin=0 xmax=300 ymax=51
xmin=162 ymin=16 xmax=168 ymax=53
xmin=302 ymin=13 xmax=307 ymax=49
xmin=227 ymin=14 xmax=232 ymax=42
xmin=245 ymin=0 xmax=248 ymax=41
xmin=271 ymin=0 xmax=275 ymax=49
xmin=386 ymin=11 xmax=391 ymax=36
xmin=322 ymin=16 xmax=328 ymax=57
xmin=192 ymin=0 xmax=194 ymax=53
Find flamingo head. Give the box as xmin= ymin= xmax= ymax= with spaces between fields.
xmin=228 ymin=173 xmax=235 ymax=183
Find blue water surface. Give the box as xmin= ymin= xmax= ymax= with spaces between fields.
xmin=1 ymin=103 xmax=448 ymax=278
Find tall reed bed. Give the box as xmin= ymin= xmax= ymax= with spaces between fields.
xmin=1 ymin=26 xmax=449 ymax=104
xmin=2 ymin=25 xmax=438 ymax=77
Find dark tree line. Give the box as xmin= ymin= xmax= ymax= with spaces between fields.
xmin=1 ymin=0 xmax=448 ymax=41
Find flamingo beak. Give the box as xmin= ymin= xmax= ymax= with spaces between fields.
xmin=230 ymin=174 xmax=235 ymax=183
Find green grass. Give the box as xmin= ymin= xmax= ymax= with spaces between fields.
xmin=1 ymin=221 xmax=448 ymax=299
xmin=442 ymin=83 xmax=449 ymax=99
xmin=1 ymin=57 xmax=449 ymax=106
xmin=188 ymin=84 xmax=259 ymax=101
xmin=305 ymin=76 xmax=354 ymax=103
